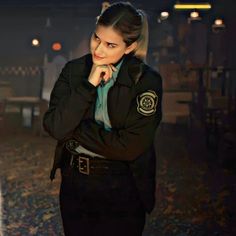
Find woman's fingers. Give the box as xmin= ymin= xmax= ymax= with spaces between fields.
xmin=107 ymin=65 xmax=113 ymax=80
xmin=100 ymin=65 xmax=110 ymax=81
xmin=105 ymin=64 xmax=117 ymax=81
xmin=95 ymin=63 xmax=118 ymax=85
xmin=100 ymin=64 xmax=113 ymax=82
xmin=89 ymin=63 xmax=115 ymax=87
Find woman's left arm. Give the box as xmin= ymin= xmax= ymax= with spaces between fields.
xmin=73 ymin=72 xmax=162 ymax=161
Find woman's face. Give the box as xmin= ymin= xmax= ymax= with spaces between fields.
xmin=90 ymin=25 xmax=137 ymax=65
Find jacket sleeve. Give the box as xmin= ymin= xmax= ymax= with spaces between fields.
xmin=73 ymin=75 xmax=162 ymax=161
xmin=43 ymin=61 xmax=97 ymax=140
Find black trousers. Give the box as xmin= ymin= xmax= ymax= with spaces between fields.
xmin=59 ymin=158 xmax=146 ymax=236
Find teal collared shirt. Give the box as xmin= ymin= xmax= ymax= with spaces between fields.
xmin=76 ymin=58 xmax=124 ymax=157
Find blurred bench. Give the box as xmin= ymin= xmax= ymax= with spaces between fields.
xmin=0 ymin=81 xmax=15 ymax=132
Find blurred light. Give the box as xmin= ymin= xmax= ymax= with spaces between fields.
xmin=190 ymin=11 xmax=199 ymax=19
xmin=188 ymin=11 xmax=201 ymax=23
xmin=160 ymin=11 xmax=169 ymax=20
xmin=174 ymin=3 xmax=211 ymax=10
xmin=31 ymin=38 xmax=40 ymax=47
xmin=52 ymin=42 xmax=62 ymax=51
xmin=215 ymin=19 xmax=223 ymax=26
xmin=212 ymin=18 xmax=225 ymax=33
xmin=158 ymin=11 xmax=169 ymax=23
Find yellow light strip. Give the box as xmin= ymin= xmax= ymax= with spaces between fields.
xmin=174 ymin=3 xmax=211 ymax=10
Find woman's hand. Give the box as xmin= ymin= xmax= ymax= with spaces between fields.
xmin=88 ymin=64 xmax=117 ymax=87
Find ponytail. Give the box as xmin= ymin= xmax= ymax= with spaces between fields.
xmin=134 ymin=10 xmax=149 ymax=62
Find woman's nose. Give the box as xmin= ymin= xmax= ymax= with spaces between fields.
xmin=95 ymin=43 xmax=104 ymax=56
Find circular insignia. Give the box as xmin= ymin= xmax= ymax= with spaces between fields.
xmin=136 ymin=90 xmax=158 ymax=116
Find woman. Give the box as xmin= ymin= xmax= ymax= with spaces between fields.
xmin=43 ymin=2 xmax=162 ymax=236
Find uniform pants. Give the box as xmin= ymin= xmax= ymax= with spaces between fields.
xmin=59 ymin=160 xmax=146 ymax=236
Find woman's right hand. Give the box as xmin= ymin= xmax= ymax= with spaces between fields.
xmin=88 ymin=64 xmax=117 ymax=87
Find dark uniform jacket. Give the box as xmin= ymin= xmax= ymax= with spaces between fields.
xmin=43 ymin=53 xmax=162 ymax=213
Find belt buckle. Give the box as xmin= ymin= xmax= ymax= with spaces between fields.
xmin=78 ymin=156 xmax=90 ymax=175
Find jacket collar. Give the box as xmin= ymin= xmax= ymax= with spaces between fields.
xmin=82 ymin=53 xmax=146 ymax=87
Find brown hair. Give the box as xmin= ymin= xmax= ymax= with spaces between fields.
xmin=97 ymin=2 xmax=149 ymax=61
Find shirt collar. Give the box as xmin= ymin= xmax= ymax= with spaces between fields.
xmin=111 ymin=57 xmax=124 ymax=82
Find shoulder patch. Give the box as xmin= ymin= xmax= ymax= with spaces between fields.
xmin=136 ymin=90 xmax=158 ymax=116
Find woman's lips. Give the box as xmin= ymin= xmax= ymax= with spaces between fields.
xmin=94 ymin=53 xmax=104 ymax=60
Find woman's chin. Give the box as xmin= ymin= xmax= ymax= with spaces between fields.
xmin=92 ymin=59 xmax=108 ymax=65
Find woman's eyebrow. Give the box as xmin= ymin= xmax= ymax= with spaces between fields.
xmin=94 ymin=32 xmax=118 ymax=46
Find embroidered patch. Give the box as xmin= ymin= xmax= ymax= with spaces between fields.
xmin=136 ymin=90 xmax=158 ymax=116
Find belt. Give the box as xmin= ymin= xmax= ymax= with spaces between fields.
xmin=64 ymin=148 xmax=130 ymax=176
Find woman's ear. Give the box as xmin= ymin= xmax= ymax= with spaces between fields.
xmin=124 ymin=41 xmax=138 ymax=55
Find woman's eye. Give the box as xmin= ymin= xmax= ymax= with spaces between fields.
xmin=108 ymin=44 xmax=116 ymax=48
xmin=94 ymin=34 xmax=100 ymax=41
xmin=93 ymin=34 xmax=115 ymax=48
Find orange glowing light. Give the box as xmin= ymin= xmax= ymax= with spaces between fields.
xmin=52 ymin=42 xmax=62 ymax=51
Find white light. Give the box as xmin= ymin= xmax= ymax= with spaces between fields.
xmin=190 ymin=11 xmax=199 ymax=18
xmin=215 ymin=19 xmax=223 ymax=26
xmin=188 ymin=11 xmax=201 ymax=23
xmin=212 ymin=18 xmax=225 ymax=32
xmin=161 ymin=11 xmax=169 ymax=19
xmin=32 ymin=38 xmax=40 ymax=47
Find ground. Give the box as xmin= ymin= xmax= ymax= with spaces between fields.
xmin=0 ymin=124 xmax=235 ymax=236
